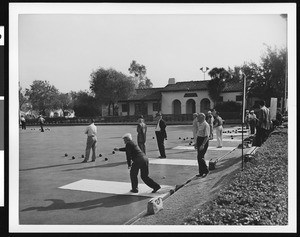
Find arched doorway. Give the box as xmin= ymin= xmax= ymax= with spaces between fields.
xmin=186 ymin=99 xmax=196 ymax=114
xmin=173 ymin=99 xmax=181 ymax=115
xmin=200 ymin=98 xmax=211 ymax=113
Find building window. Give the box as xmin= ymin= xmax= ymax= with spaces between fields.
xmin=153 ymin=103 xmax=161 ymax=112
xmin=135 ymin=103 xmax=141 ymax=115
xmin=236 ymin=95 xmax=243 ymax=101
xmin=184 ymin=93 xmax=198 ymax=97
xmin=122 ymin=104 xmax=128 ymax=112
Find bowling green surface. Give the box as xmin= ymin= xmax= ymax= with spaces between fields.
xmin=18 ymin=124 xmax=247 ymax=225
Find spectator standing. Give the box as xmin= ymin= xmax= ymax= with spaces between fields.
xmin=137 ymin=115 xmax=147 ymax=154
xmin=192 ymin=113 xmax=198 ymax=145
xmin=195 ymin=113 xmax=210 ymax=178
xmin=245 ymin=110 xmax=250 ymax=129
xmin=248 ymin=110 xmax=257 ymax=135
xmin=38 ymin=115 xmax=45 ymax=132
xmin=20 ymin=115 xmax=26 ymax=130
xmin=82 ymin=118 xmax=97 ymax=163
xmin=275 ymin=110 xmax=283 ymax=126
xmin=206 ymin=111 xmax=214 ymax=140
xmin=154 ymin=112 xmax=167 ymax=158
xmin=213 ymin=111 xmax=223 ymax=148
xmin=256 ymin=100 xmax=271 ymax=146
xmin=114 ymin=133 xmax=161 ymax=193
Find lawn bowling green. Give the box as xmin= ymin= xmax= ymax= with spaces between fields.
xmin=19 ymin=124 xmax=246 ymax=225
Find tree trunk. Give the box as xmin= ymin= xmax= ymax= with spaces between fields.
xmin=112 ymin=102 xmax=115 ymax=116
xmin=108 ymin=103 xmax=111 ymax=116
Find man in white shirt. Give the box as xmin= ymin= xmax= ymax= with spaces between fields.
xmin=195 ymin=113 xmax=210 ymax=177
xmin=82 ymin=118 xmax=97 ymax=163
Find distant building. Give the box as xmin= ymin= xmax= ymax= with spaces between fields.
xmin=117 ymin=78 xmax=254 ymax=116
xmin=118 ymin=87 xmax=163 ymax=117
xmin=49 ymin=109 xmax=75 ymax=118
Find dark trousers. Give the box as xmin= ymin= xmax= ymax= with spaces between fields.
xmin=21 ymin=121 xmax=26 ymax=130
xmin=138 ymin=142 xmax=146 ymax=154
xmin=130 ymin=161 xmax=160 ymax=190
xmin=197 ymin=136 xmax=209 ymax=175
xmin=255 ymin=127 xmax=268 ymax=146
xmin=249 ymin=120 xmax=256 ymax=134
xmin=40 ymin=123 xmax=44 ymax=132
xmin=155 ymin=131 xmax=166 ymax=157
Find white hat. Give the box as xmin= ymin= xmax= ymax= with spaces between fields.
xmin=122 ymin=133 xmax=132 ymax=140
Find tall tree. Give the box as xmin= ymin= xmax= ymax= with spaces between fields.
xmin=72 ymin=90 xmax=101 ymax=117
xmin=25 ymin=80 xmax=60 ymax=115
xmin=207 ymin=67 xmax=230 ymax=105
xmin=57 ymin=93 xmax=73 ymax=111
xmin=238 ymin=46 xmax=287 ymax=105
xmin=90 ymin=67 xmax=136 ymax=116
xmin=128 ymin=60 xmax=153 ymax=89
xmin=19 ymin=83 xmax=28 ymax=111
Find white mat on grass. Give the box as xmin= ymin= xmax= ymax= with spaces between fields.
xmin=59 ymin=179 xmax=172 ymax=198
xmin=173 ymin=146 xmax=236 ymax=151
xmin=149 ymin=158 xmax=198 ymax=166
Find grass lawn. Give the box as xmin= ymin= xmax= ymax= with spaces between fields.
xmin=184 ymin=127 xmax=288 ymax=225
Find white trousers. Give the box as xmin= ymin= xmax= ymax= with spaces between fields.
xmin=215 ymin=126 xmax=223 ymax=147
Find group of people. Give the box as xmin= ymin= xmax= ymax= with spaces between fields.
xmin=20 ymin=114 xmax=45 ymax=132
xmin=245 ymin=100 xmax=273 ymax=147
xmin=82 ymin=112 xmax=167 ymax=194
xmin=192 ymin=109 xmax=224 ymax=148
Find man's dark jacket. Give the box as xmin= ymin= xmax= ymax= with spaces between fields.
xmin=119 ymin=141 xmax=148 ymax=167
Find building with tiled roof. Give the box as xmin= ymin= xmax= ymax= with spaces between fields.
xmin=117 ymin=78 xmax=245 ymax=116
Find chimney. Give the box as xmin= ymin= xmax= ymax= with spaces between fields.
xmin=168 ymin=78 xmax=176 ymax=85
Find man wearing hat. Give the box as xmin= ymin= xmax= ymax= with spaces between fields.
xmin=256 ymin=100 xmax=271 ymax=146
xmin=154 ymin=112 xmax=167 ymax=158
xmin=114 ymin=133 xmax=161 ymax=193
xmin=195 ymin=113 xmax=210 ymax=177
xmin=248 ymin=110 xmax=257 ymax=135
xmin=38 ymin=115 xmax=45 ymax=132
xmin=82 ymin=118 xmax=97 ymax=163
xmin=137 ymin=115 xmax=147 ymax=154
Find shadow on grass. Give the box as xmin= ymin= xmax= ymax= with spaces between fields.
xmin=21 ymin=195 xmax=148 ymax=212
xmin=20 ymin=160 xmax=128 ymax=172
xmin=19 ymin=161 xmax=90 ymax=172
xmin=62 ymin=161 xmax=128 ymax=171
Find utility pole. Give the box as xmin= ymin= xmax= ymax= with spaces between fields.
xmin=200 ymin=67 xmax=209 ymax=80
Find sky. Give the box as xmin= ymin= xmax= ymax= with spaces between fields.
xmin=17 ymin=6 xmax=287 ymax=93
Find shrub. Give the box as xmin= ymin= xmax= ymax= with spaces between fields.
xmin=215 ymin=101 xmax=242 ymax=112
xmin=184 ymin=128 xmax=288 ymax=225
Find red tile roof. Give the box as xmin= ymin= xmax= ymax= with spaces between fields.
xmin=119 ymin=80 xmax=242 ymax=102
xmin=161 ymin=80 xmax=243 ymax=92
xmin=119 ymin=88 xmax=163 ymax=102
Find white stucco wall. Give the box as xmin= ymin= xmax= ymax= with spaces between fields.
xmin=221 ymin=92 xmax=242 ymax=103
xmin=118 ymin=101 xmax=158 ymax=116
xmin=161 ymin=91 xmax=213 ymax=114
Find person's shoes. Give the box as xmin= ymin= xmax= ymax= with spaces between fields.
xmin=81 ymin=160 xmax=88 ymax=163
xmin=152 ymin=186 xmax=161 ymax=193
xmin=202 ymin=172 xmax=209 ymax=178
xmin=130 ymin=189 xmax=138 ymax=193
xmin=196 ymin=174 xmax=203 ymax=177
xmin=158 ymin=156 xmax=166 ymax=159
